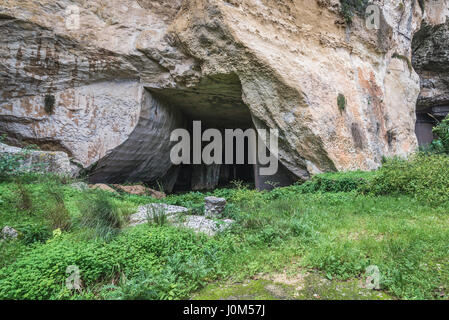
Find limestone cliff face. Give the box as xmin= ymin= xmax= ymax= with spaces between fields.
xmin=0 ymin=1 xmax=430 ymax=186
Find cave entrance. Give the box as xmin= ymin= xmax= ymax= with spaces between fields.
xmin=147 ymin=73 xmax=256 ymax=193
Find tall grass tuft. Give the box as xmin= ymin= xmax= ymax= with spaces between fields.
xmin=145 ymin=205 xmax=168 ymax=227
xmin=78 ymin=189 xmax=124 ymax=240
xmin=15 ymin=179 xmax=33 ymax=212
xmin=45 ymin=183 xmax=71 ymax=231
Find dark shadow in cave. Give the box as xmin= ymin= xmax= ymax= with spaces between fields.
xmin=88 ymin=73 xmax=298 ymax=193
xmin=147 ymin=73 xmax=256 ymax=193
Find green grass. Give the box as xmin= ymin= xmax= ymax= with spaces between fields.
xmin=0 ymin=156 xmax=448 ymax=300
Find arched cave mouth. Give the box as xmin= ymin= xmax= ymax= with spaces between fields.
xmin=88 ymin=73 xmax=298 ymax=193
xmin=147 ymin=74 xmax=257 ymax=193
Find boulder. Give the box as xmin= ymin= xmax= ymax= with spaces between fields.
xmin=129 ymin=203 xmax=234 ymax=236
xmin=174 ymin=216 xmax=234 ymax=237
xmin=112 ymin=185 xmax=166 ymax=199
xmin=204 ymin=196 xmax=227 ymax=218
xmin=1 ymin=226 xmax=19 ymax=240
xmin=129 ymin=203 xmax=189 ymax=226
xmin=0 ymin=142 xmax=76 ymax=176
xmin=88 ymin=184 xmax=117 ymax=193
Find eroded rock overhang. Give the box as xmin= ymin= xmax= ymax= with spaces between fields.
xmin=0 ymin=0 xmax=428 ymax=190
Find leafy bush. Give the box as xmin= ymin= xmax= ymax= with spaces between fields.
xmin=103 ymin=253 xmax=213 ymax=300
xmin=0 ymin=151 xmax=26 ymax=180
xmin=369 ymin=153 xmax=449 ymax=205
xmin=0 ymin=240 xmax=26 ymax=269
xmin=266 ymin=171 xmax=375 ymax=201
xmin=16 ymin=223 xmax=52 ymax=245
xmin=102 ymin=271 xmax=159 ymax=300
xmin=432 ymin=115 xmax=449 ymax=154
xmin=337 ymin=93 xmax=346 ymax=113
xmin=0 ymin=226 xmax=232 ymax=300
xmin=301 ymin=171 xmax=375 ymax=193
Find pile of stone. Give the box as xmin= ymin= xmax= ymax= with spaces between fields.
xmin=128 ymin=196 xmax=234 ymax=236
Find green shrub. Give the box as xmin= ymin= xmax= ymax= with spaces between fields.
xmin=0 ymin=226 xmax=232 ymax=300
xmin=16 ymin=223 xmax=52 ymax=245
xmin=102 ymin=271 xmax=159 ymax=300
xmin=303 ymin=171 xmax=375 ymax=193
xmin=266 ymin=171 xmax=375 ymax=200
xmin=369 ymin=153 xmax=449 ymax=205
xmin=0 ymin=151 xmax=26 ymax=180
xmin=44 ymin=95 xmax=56 ymax=115
xmin=0 ymin=240 xmax=27 ymax=269
xmin=337 ymin=93 xmax=346 ymax=113
xmin=432 ymin=115 xmax=449 ymax=154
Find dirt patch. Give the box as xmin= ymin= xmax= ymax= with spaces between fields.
xmin=193 ymin=270 xmax=394 ymax=300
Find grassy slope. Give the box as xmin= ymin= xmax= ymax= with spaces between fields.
xmin=0 ymin=171 xmax=448 ymax=300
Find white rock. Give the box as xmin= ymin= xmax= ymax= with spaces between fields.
xmin=129 ymin=203 xmax=189 ymax=227
xmin=174 ymin=216 xmax=234 ymax=236
xmin=129 ymin=203 xmax=234 ymax=236
xmin=1 ymin=226 xmax=19 ymax=240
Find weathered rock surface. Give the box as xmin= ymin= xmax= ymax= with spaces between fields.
xmin=422 ymin=0 xmax=449 ymax=25
xmin=175 ymin=216 xmax=234 ymax=236
xmin=0 ymin=142 xmax=77 ymax=175
xmin=129 ymin=203 xmax=189 ymax=226
xmin=0 ymin=1 xmax=434 ymax=184
xmin=205 ymin=196 xmax=226 ymax=218
xmin=1 ymin=226 xmax=19 ymax=240
xmin=113 ymin=184 xmax=166 ymax=199
xmin=88 ymin=183 xmax=117 ymax=193
xmin=413 ymin=21 xmax=449 ymax=110
xmin=130 ymin=203 xmax=233 ymax=236
xmin=412 ymin=5 xmax=449 ymax=145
